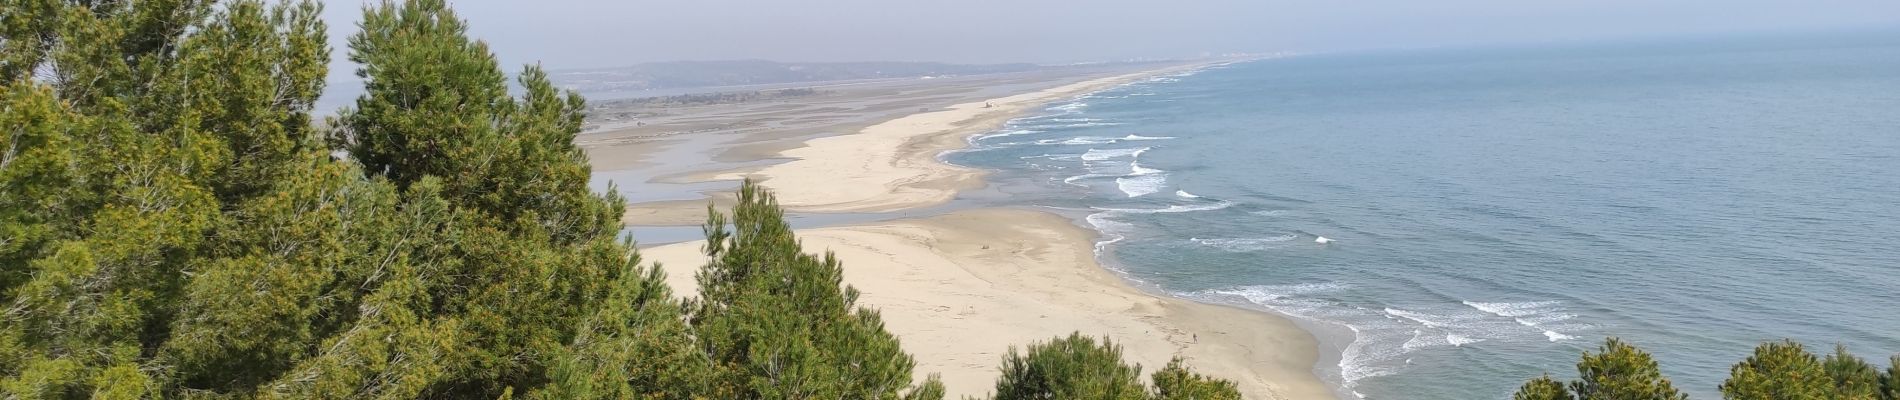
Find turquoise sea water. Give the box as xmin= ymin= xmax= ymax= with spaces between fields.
xmin=946 ymin=33 xmax=1900 ymax=399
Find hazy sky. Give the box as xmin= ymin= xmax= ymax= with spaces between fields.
xmin=318 ymin=0 xmax=1900 ymax=73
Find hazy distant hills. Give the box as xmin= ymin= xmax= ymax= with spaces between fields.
xmin=549 ymin=60 xmax=1044 ymax=92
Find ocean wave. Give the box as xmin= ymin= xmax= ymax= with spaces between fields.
xmin=1049 ymin=102 xmax=1088 ymax=112
xmin=1189 ymin=235 xmax=1299 ymax=252
xmin=1035 ymin=137 xmax=1121 ymax=146
xmin=1543 ymin=331 xmax=1579 ymax=342
xmin=1448 ymin=334 xmax=1486 ymax=346
xmin=1205 ymin=282 xmax=1348 ymax=303
xmin=1130 ymin=161 xmax=1164 ymax=176
xmin=1083 ymin=212 xmax=1135 ymax=253
xmin=1115 ymin=174 xmax=1167 ymax=197
xmin=1081 ymin=147 xmax=1150 ymax=161
xmin=1062 ymin=173 xmax=1112 ymax=186
xmin=1091 ymin=200 xmax=1234 ymax=214
xmin=1383 ymin=308 xmax=1456 ymax=329
xmin=1020 ymin=153 xmax=1082 ymax=161
xmin=1175 ymin=190 xmax=1201 ymax=198
xmin=1196 ymin=283 xmax=1415 ymax=385
xmin=1461 ymin=301 xmax=1590 ymax=342
xmin=1515 ymin=313 xmax=1578 ymax=326
xmin=1462 ymin=300 xmax=1562 ymax=318
xmin=977 ymin=129 xmax=1042 ymax=141
xmin=1252 ymin=209 xmax=1291 ymax=217
xmin=1122 ymin=134 xmax=1176 ymax=141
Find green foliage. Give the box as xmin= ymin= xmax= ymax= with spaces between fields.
xmin=1516 ymin=375 xmax=1577 ymax=400
xmin=686 ymin=180 xmax=933 ymax=399
xmin=0 ymin=0 xmax=643 ymax=397
xmin=1150 ymin=357 xmax=1242 ymax=400
xmin=1820 ymin=345 xmax=1882 ymax=400
xmin=1518 ymin=340 xmax=1900 ymax=400
xmin=1882 ymin=356 xmax=1900 ymax=400
xmin=1516 ymin=338 xmax=1688 ymax=400
xmin=991 ymin=332 xmax=1147 ymax=400
xmin=1721 ymin=340 xmax=1828 ymax=400
xmin=1569 ymin=338 xmax=1689 ymax=400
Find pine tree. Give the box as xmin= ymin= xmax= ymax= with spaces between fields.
xmin=1883 ymin=356 xmax=1900 ymax=400
xmin=1568 ymin=338 xmax=1688 ymax=400
xmin=3 ymin=0 xmax=657 ymax=397
xmin=687 ymin=180 xmax=939 ymax=399
xmin=2 ymin=0 xmax=230 ymax=395
xmin=1150 ymin=357 xmax=1242 ymax=400
xmin=1722 ymin=340 xmax=1829 ymax=400
xmin=534 ymin=250 xmax=710 ymax=400
xmin=991 ymin=332 xmax=1148 ymax=400
xmin=1515 ymin=375 xmax=1577 ymax=400
xmin=1821 ymin=345 xmax=1882 ymax=400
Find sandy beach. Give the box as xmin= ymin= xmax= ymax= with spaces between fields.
xmin=713 ymin=67 xmax=1208 ymax=213
xmin=640 ymin=209 xmax=1330 ymax=399
xmin=586 ymin=63 xmax=1334 ymax=399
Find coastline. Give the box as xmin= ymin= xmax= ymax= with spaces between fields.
xmin=639 ymin=209 xmax=1331 ymax=399
xmin=713 ymin=65 xmax=1212 ymax=213
xmin=606 ymin=63 xmax=1337 ymax=399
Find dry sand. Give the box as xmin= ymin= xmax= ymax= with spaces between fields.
xmin=640 ymin=209 xmax=1333 ymax=399
xmin=715 ymin=67 xmax=1208 ymax=213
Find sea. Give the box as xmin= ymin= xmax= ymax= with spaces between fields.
xmin=943 ymin=31 xmax=1900 ymax=399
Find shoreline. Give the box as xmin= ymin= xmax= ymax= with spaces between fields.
xmin=611 ymin=61 xmax=1337 ymax=398
xmin=638 ymin=209 xmax=1332 ymax=399
xmin=714 ymin=64 xmax=1213 ymax=213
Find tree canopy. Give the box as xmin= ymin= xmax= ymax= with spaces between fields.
xmin=0 ymin=1 xmax=1235 ymax=398
xmin=1517 ymin=339 xmax=1900 ymax=400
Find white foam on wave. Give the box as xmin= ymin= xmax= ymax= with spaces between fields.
xmin=1448 ymin=334 xmax=1486 ymax=346
xmin=1197 ymin=282 xmax=1408 ymax=385
xmin=1130 ymin=161 xmax=1163 ymax=176
xmin=1383 ymin=308 xmax=1452 ymax=329
xmin=1115 ymin=174 xmax=1166 ymax=197
xmin=1189 ymin=235 xmax=1299 ymax=252
xmin=1049 ymin=102 xmax=1088 ymax=112
xmin=1083 ymin=212 xmax=1135 ymax=253
xmin=1126 ymin=147 xmax=1166 ymax=176
xmin=1175 ymin=190 xmax=1200 ymax=198
xmin=1252 ymin=209 xmax=1291 ymax=217
xmin=1122 ymin=134 xmax=1176 ymax=141
xmin=1463 ymin=301 xmax=1562 ymax=318
xmin=1515 ymin=313 xmax=1578 ymax=326
xmin=1402 ymin=329 xmax=1442 ymax=351
xmin=1462 ymin=300 xmax=1587 ymax=341
xmin=1081 ymin=147 xmax=1148 ymax=161
xmin=1206 ymin=282 xmax=1348 ymax=303
xmin=1062 ymin=174 xmax=1109 ymax=186
xmin=1048 ymin=121 xmax=1124 ymax=129
xmin=978 ymin=129 xmax=1042 ymax=141
xmin=1197 ymin=284 xmax=1589 ymax=390
xmin=1035 ymin=137 xmax=1120 ymax=146
xmin=1020 ymin=153 xmax=1081 ymax=161
xmin=1544 ymin=331 xmax=1578 ymax=342
xmin=1091 ymin=200 xmax=1234 ymax=215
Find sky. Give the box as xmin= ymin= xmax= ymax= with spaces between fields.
xmin=317 ymin=0 xmax=1900 ymax=75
